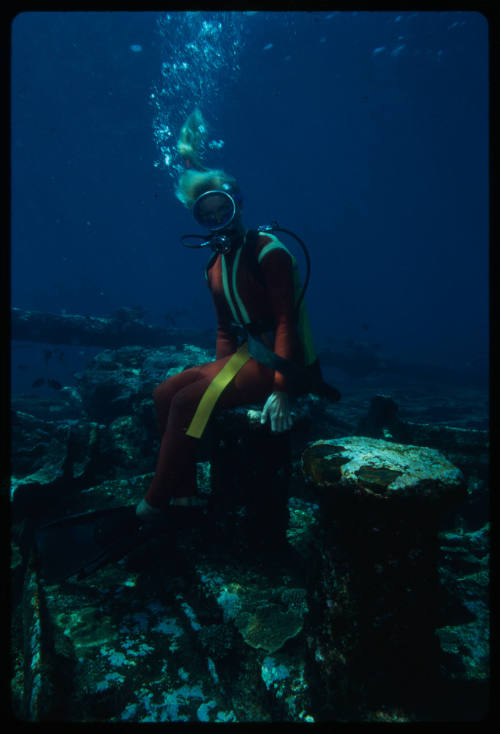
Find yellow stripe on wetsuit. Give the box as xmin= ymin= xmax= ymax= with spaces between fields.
xmin=185 ymin=342 xmax=251 ymax=439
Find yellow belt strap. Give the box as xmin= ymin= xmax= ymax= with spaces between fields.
xmin=185 ymin=342 xmax=251 ymax=439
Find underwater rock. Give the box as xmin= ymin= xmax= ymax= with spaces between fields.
xmin=201 ymin=395 xmax=345 ymax=555
xmin=11 ymin=306 xmax=188 ymax=348
xmin=354 ymin=398 xmax=489 ymax=530
xmin=291 ymin=393 xmax=355 ymax=445
xmin=13 ymin=471 xmax=313 ymax=722
xmin=300 ymin=435 xmax=476 ymax=718
xmin=11 ymin=410 xmax=70 ymax=479
xmin=10 ymin=403 xmax=156 ymax=521
xmin=394 ymin=422 xmax=489 ymax=485
xmin=11 ymin=387 xmax=84 ymax=422
xmin=235 ymin=604 xmax=303 ymax=654
xmin=10 ymin=411 xmax=103 ymax=520
xmin=436 ymin=522 xmax=490 ymax=682
xmin=194 ymin=561 xmax=308 ymax=655
xmin=203 ymin=405 xmax=293 ymax=552
xmin=67 ymin=344 xmax=218 ymax=484
xmin=96 ymin=415 xmax=152 ymax=480
xmin=25 ymin=576 xmax=232 ymax=722
xmin=356 ymin=394 xmax=403 ymax=439
xmin=12 ymin=474 xmax=222 ymax=721
xmin=192 ymin=560 xmax=314 ymax=720
xmin=11 ymin=330 xmax=489 ymax=721
xmin=301 ymin=436 xmax=466 ymax=506
xmin=11 ymin=557 xmax=55 ymax=720
xmin=75 ymin=344 xmax=214 ymax=422
xmin=286 ymin=496 xmax=321 ymax=562
xmin=398 ymin=422 xmax=488 ymax=454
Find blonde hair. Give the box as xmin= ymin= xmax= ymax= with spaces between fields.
xmin=175 ymin=108 xmax=239 ymax=208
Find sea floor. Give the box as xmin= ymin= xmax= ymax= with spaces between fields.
xmin=323 ymin=369 xmax=489 ymax=432
xmin=11 ymin=369 xmax=489 ymax=433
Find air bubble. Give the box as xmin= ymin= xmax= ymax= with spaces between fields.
xmin=152 ymin=12 xmax=244 ymax=173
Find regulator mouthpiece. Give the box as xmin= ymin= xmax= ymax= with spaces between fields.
xmin=180 ymin=233 xmax=233 ymax=254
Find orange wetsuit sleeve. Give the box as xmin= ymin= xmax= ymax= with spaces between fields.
xmin=258 ymin=247 xmax=297 ymax=392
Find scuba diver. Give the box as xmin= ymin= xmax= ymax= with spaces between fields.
xmin=34 ymin=109 xmax=340 ymax=582
xmin=136 ymin=108 xmax=340 ymax=522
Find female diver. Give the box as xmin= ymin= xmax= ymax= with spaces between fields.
xmin=136 ymin=109 xmax=338 ymax=522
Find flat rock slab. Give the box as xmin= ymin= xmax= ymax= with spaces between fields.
xmin=302 ymin=436 xmax=466 ymax=505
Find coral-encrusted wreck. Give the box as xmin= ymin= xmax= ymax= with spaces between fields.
xmin=11 ymin=322 xmax=489 ymax=722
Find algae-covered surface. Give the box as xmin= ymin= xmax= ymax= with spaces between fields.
xmin=11 ymin=343 xmax=489 ymax=722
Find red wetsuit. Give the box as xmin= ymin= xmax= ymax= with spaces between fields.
xmin=145 ymin=231 xmax=297 ymax=509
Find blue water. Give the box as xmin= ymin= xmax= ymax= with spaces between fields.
xmin=11 ymin=11 xmax=489 ymax=391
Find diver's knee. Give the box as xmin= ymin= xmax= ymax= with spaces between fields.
xmin=153 ymin=382 xmax=172 ymax=410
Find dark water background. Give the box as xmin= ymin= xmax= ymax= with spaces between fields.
xmin=11 ymin=11 xmax=489 ymax=395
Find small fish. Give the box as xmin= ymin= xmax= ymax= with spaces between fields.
xmin=32 ymin=378 xmax=46 ymax=388
xmin=17 ymin=364 xmax=28 ymax=371
xmin=42 ymin=349 xmax=52 ymax=364
xmin=47 ymin=379 xmax=62 ymax=390
xmin=390 ymin=44 xmax=406 ymax=57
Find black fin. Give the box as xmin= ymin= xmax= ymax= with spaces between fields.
xmin=34 ymin=506 xmax=157 ymax=583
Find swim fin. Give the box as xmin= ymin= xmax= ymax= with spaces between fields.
xmin=34 ymin=505 xmax=167 ymax=583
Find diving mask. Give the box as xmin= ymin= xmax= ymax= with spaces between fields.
xmin=192 ymin=188 xmax=241 ymax=232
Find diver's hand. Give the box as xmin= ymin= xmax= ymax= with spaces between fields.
xmin=261 ymin=391 xmax=293 ymax=433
